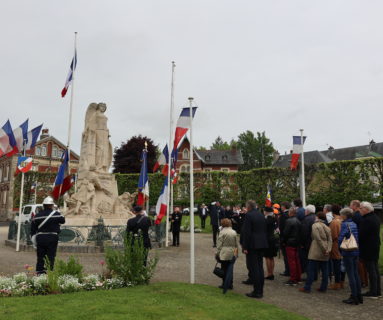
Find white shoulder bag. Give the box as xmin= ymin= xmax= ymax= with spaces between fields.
xmin=31 ymin=211 xmax=57 ymax=249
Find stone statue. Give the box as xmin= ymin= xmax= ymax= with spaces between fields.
xmin=65 ymin=103 xmax=134 ymax=224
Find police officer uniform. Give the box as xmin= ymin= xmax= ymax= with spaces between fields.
xmin=171 ymin=210 xmax=182 ymax=246
xmin=30 ymin=196 xmax=65 ymax=274
xmin=127 ymin=206 xmax=152 ymax=265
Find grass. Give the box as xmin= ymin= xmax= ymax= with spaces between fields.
xmin=0 ymin=282 xmax=307 ymax=320
xmin=182 ymin=215 xmax=212 ymax=234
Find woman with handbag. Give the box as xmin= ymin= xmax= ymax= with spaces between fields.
xmin=216 ymin=218 xmax=239 ymax=293
xmin=338 ymin=208 xmax=362 ymax=305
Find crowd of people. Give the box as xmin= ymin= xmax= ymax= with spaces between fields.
xmin=210 ymin=199 xmax=382 ymax=304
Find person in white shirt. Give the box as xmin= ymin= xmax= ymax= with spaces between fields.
xmin=323 ymin=204 xmax=333 ymax=225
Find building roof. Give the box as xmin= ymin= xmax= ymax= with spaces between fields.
xmin=273 ymin=141 xmax=383 ymax=168
xmin=36 ymin=135 xmax=80 ymax=159
xmin=195 ymin=149 xmax=244 ymax=165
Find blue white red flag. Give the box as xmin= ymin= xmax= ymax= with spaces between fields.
xmin=15 ymin=157 xmax=33 ymax=175
xmin=265 ymin=186 xmax=272 ymax=207
xmin=52 ymin=150 xmax=71 ymax=199
xmin=173 ymin=107 xmax=197 ymax=150
xmin=290 ymin=136 xmax=307 ymax=170
xmin=31 ymin=182 xmax=37 ymax=192
xmin=137 ymin=148 xmax=149 ymax=206
xmin=0 ymin=120 xmax=18 ymax=157
xmin=153 ymin=144 xmax=169 ymax=175
xmin=13 ymin=119 xmax=29 ymax=153
xmin=155 ymin=177 xmax=168 ymax=225
xmin=61 ymin=51 xmax=77 ymax=98
xmin=25 ymin=124 xmax=43 ymax=151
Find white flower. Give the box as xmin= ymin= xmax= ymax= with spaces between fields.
xmin=58 ymin=275 xmax=81 ymax=293
xmin=13 ymin=272 xmax=28 ymax=284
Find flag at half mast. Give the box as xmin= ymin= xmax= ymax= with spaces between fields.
xmin=137 ymin=146 xmax=149 ymax=206
xmin=290 ymin=136 xmax=307 ymax=170
xmin=61 ymin=50 xmax=77 ymax=98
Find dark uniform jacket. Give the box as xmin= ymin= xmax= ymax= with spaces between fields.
xmin=278 ymin=210 xmax=289 ymax=243
xmin=209 ymin=205 xmax=225 ymax=227
xmin=359 ymin=212 xmax=381 ymax=261
xmin=171 ymin=211 xmax=183 ymax=232
xmin=31 ymin=209 xmax=65 ymax=236
xmin=240 ymin=209 xmax=268 ymax=251
xmin=301 ymin=213 xmax=316 ymax=249
xmin=127 ymin=214 xmax=152 ymax=249
xmin=283 ymin=216 xmax=302 ymax=247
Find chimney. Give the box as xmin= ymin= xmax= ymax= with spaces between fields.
xmin=369 ymin=139 xmax=376 ymax=151
xmin=273 ymin=150 xmax=280 ymax=163
xmin=40 ymin=128 xmax=50 ymax=140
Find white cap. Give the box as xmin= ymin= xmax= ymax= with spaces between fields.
xmin=43 ymin=196 xmax=55 ymax=205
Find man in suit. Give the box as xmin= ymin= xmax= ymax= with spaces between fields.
xmin=240 ymin=200 xmax=268 ymax=299
xmin=209 ymin=201 xmax=225 ymax=247
xmin=198 ymin=203 xmax=209 ymax=229
xmin=171 ymin=206 xmax=182 ymax=246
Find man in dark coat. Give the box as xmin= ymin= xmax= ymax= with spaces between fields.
xmin=209 ymin=201 xmax=225 ymax=247
xmin=279 ymin=201 xmax=291 ymax=276
xmin=127 ymin=206 xmax=152 ymax=265
xmin=198 ymin=203 xmax=209 ymax=229
xmin=300 ymin=204 xmax=316 ymax=274
xmin=30 ymin=196 xmax=65 ymax=274
xmin=171 ymin=206 xmax=182 ymax=246
xmin=240 ymin=200 xmax=268 ymax=299
xmin=359 ymin=202 xmax=381 ymax=299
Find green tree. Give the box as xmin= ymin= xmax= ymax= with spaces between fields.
xmin=211 ymin=136 xmax=231 ymax=150
xmin=113 ymin=135 xmax=158 ymax=174
xmin=237 ymin=131 xmax=275 ymax=170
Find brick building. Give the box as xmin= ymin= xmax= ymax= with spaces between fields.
xmin=0 ymin=129 xmax=79 ymax=221
xmin=176 ymin=138 xmax=243 ymax=173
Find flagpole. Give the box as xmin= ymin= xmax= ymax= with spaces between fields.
xmin=300 ymin=129 xmax=306 ymax=207
xmin=65 ymin=32 xmax=77 ymax=207
xmin=16 ymin=141 xmax=26 ymax=252
xmin=34 ymin=182 xmax=37 ymax=204
xmin=188 ymin=97 xmax=195 ymax=284
xmin=144 ymin=141 xmax=149 ymax=214
xmin=166 ymin=61 xmax=175 ymax=247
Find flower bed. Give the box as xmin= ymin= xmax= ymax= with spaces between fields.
xmin=0 ymin=272 xmax=130 ymax=297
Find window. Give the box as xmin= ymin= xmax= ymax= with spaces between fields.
xmin=52 ymin=146 xmax=58 ymax=158
xmin=4 ymin=165 xmax=9 ymax=181
xmin=183 ymin=149 xmax=190 ymax=159
xmin=221 ymin=168 xmax=229 ymax=172
xmin=180 ymin=164 xmax=190 ymax=173
xmin=35 ymin=147 xmax=41 ymax=156
xmin=58 ymin=149 xmax=63 ymax=158
xmin=2 ymin=190 xmax=7 ymax=205
xmin=205 ymin=155 xmax=211 ymax=161
xmin=222 ymin=155 xmax=228 ymax=161
xmin=204 ymin=168 xmax=212 ymax=172
xmin=41 ymin=145 xmax=47 ymax=156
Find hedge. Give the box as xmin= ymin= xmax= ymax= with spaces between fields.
xmin=14 ymin=158 xmax=383 ymax=208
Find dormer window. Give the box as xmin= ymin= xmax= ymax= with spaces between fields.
xmin=41 ymin=145 xmax=47 ymax=156
xmin=205 ymin=155 xmax=211 ymax=161
xmin=183 ymin=149 xmax=190 ymax=159
xmin=222 ymin=155 xmax=228 ymax=161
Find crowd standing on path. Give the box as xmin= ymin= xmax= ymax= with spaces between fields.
xmin=208 ymin=198 xmax=381 ymax=305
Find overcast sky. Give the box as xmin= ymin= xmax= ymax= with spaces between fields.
xmin=1 ymin=0 xmax=382 ymax=156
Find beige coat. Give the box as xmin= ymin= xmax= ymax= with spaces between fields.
xmin=217 ymin=227 xmax=239 ymax=261
xmin=308 ymin=220 xmax=332 ymax=261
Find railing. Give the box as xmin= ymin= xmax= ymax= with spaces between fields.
xmin=8 ymin=218 xmax=166 ymax=248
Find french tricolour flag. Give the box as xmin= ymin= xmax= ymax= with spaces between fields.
xmin=290 ymin=136 xmax=307 ymax=170
xmin=61 ymin=51 xmax=77 ymax=98
xmin=13 ymin=119 xmax=29 ymax=153
xmin=15 ymin=157 xmax=33 ymax=175
xmin=153 ymin=144 xmax=169 ymax=175
xmin=0 ymin=120 xmax=18 ymax=157
xmin=173 ymin=107 xmax=197 ymax=150
xmin=25 ymin=124 xmax=43 ymax=151
xmin=137 ymin=148 xmax=149 ymax=206
xmin=52 ymin=150 xmax=72 ymax=199
xmin=155 ymin=178 xmax=168 ymax=225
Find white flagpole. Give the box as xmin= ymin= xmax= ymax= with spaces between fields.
xmin=65 ymin=32 xmax=77 ymax=206
xmin=189 ymin=97 xmax=195 ymax=284
xmin=16 ymin=142 xmax=27 ymax=252
xmin=34 ymin=182 xmax=37 ymax=204
xmin=165 ymin=61 xmax=175 ymax=247
xmin=300 ymin=129 xmax=306 ymax=207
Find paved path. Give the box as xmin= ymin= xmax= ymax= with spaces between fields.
xmin=1 ymin=227 xmax=382 ymax=320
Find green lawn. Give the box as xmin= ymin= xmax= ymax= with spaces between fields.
xmin=182 ymin=215 xmax=212 ymax=233
xmin=0 ymin=282 xmax=307 ymax=320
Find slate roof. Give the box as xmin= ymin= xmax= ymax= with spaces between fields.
xmin=273 ymin=142 xmax=383 ymax=168
xmin=195 ymin=149 xmax=244 ymax=165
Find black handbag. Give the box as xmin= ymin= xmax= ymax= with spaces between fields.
xmin=213 ymin=262 xmax=225 ymax=279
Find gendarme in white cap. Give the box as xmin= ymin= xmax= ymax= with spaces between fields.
xmin=42 ymin=196 xmax=55 ymax=205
